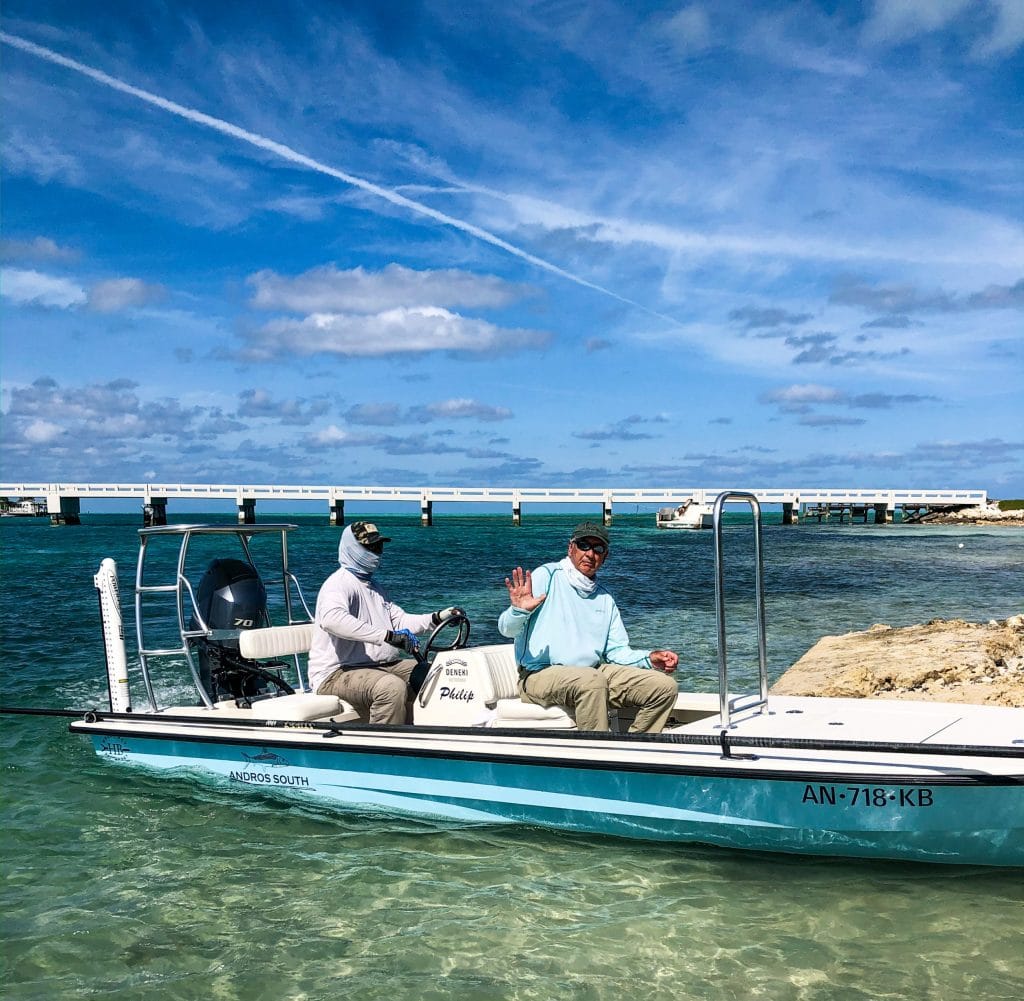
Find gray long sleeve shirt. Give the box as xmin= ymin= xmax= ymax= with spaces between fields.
xmin=307 ymin=567 xmax=433 ymax=692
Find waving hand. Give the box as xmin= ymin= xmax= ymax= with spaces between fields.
xmin=504 ymin=567 xmax=546 ymax=613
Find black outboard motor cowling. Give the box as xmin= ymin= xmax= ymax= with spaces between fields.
xmin=194 ymin=558 xmax=269 ymax=632
xmin=190 ymin=558 xmax=291 ymax=702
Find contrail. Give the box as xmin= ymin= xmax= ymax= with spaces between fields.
xmin=1 ymin=31 xmax=678 ymax=325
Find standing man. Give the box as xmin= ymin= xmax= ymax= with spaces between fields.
xmin=498 ymin=521 xmax=679 ymax=733
xmin=309 ymin=522 xmax=461 ymax=724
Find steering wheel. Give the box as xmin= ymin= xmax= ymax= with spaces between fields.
xmin=421 ymin=611 xmax=471 ymax=662
xmin=410 ymin=612 xmax=471 ymax=698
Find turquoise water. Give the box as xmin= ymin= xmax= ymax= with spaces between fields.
xmin=3 ymin=514 xmax=1023 ymax=1000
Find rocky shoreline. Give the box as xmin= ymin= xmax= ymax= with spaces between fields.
xmin=917 ymin=502 xmax=1024 ymax=526
xmin=771 ymin=615 xmax=1024 ymax=707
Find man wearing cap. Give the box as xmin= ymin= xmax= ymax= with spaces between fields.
xmin=498 ymin=521 xmax=679 ymax=733
xmin=308 ymin=521 xmax=462 ymax=725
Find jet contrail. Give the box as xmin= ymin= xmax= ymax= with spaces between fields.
xmin=1 ymin=31 xmax=678 ymax=325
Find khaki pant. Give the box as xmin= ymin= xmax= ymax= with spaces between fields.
xmin=519 ymin=662 xmax=678 ymax=733
xmin=316 ymin=659 xmax=418 ymax=725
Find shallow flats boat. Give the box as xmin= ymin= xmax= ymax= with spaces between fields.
xmin=10 ymin=493 xmax=1022 ymax=866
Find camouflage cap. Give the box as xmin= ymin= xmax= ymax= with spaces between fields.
xmin=350 ymin=521 xmax=392 ymax=546
xmin=570 ymin=521 xmax=610 ymax=546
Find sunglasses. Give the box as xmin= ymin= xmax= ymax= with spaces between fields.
xmin=573 ymin=539 xmax=608 ymax=555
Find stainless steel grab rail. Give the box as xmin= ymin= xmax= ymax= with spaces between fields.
xmin=712 ymin=491 xmax=768 ymax=728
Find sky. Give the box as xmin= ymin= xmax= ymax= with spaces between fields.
xmin=1 ymin=0 xmax=1022 ymax=498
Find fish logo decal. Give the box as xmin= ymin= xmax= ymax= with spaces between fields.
xmin=241 ymin=748 xmax=291 ymax=766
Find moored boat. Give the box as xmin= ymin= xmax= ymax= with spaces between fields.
xmin=0 ymin=497 xmax=46 ymax=517
xmin=656 ymin=497 xmax=713 ymax=529
xmin=5 ymin=493 xmax=1022 ymax=866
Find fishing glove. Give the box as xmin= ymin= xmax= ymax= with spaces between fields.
xmin=431 ymin=606 xmax=466 ymax=626
xmin=385 ymin=628 xmax=420 ymax=654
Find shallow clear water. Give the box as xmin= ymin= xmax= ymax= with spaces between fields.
xmin=2 ymin=514 xmax=1023 ymax=1000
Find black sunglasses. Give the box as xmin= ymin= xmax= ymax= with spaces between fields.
xmin=573 ymin=539 xmax=608 ymax=555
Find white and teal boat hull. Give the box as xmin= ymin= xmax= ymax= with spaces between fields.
xmin=81 ymin=716 xmax=1024 ymax=867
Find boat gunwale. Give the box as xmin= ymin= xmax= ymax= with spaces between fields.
xmin=70 ymin=719 xmax=1024 ymax=786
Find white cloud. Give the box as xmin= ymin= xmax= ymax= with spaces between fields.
xmin=309 ymin=424 xmax=350 ymax=445
xmin=761 ymin=384 xmax=844 ymax=408
xmin=417 ymin=399 xmax=513 ymax=422
xmin=1 ymin=268 xmax=86 ymax=308
xmin=972 ymin=0 xmax=1024 ymax=57
xmin=87 ymin=277 xmax=166 ymax=313
xmin=860 ymin=0 xmax=1023 ymax=58
xmin=861 ymin=0 xmax=972 ymax=47
xmin=249 ymin=306 xmax=550 ymax=358
xmin=22 ymin=418 xmax=63 ymax=443
xmin=248 ymin=263 xmax=529 ymax=313
xmin=0 ymin=236 xmax=77 ymax=262
xmin=2 ymin=127 xmax=85 ymax=186
xmin=663 ymin=5 xmax=712 ymax=54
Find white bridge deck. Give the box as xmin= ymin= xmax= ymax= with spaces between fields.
xmin=0 ymin=482 xmax=988 ymax=526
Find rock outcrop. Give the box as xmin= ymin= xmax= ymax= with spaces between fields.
xmin=771 ymin=615 xmax=1024 ymax=707
xmin=919 ymin=503 xmax=1024 ymax=525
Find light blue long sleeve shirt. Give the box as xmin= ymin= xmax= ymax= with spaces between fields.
xmin=497 ymin=562 xmax=652 ymax=673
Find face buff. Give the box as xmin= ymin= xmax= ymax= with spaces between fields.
xmin=338 ymin=526 xmax=381 ymax=580
xmin=559 ymin=556 xmax=597 ymax=595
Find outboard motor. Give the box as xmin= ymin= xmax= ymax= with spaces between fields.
xmin=190 ymin=558 xmax=293 ymax=702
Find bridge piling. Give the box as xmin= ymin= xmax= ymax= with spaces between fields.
xmin=143 ymin=497 xmax=167 ymax=527
xmin=46 ymin=493 xmax=80 ymax=526
xmin=237 ymin=497 xmax=256 ymax=525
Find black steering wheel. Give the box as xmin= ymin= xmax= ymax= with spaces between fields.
xmin=421 ymin=611 xmax=471 ymax=662
xmin=409 ymin=612 xmax=471 ymax=696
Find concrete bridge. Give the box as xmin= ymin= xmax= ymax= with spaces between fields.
xmin=0 ymin=482 xmax=989 ymax=526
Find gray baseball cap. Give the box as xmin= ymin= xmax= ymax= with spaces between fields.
xmin=570 ymin=521 xmax=609 ymax=545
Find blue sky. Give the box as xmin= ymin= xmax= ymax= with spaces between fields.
xmin=2 ymin=0 xmax=1022 ymax=496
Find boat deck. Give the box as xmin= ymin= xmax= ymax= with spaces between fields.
xmin=671 ymin=694 xmax=1024 ymax=748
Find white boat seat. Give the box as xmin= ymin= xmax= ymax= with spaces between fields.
xmin=484 ymin=647 xmax=576 ymax=729
xmin=160 ymin=693 xmax=359 ymax=723
xmin=249 ymin=693 xmax=359 ymax=722
xmin=238 ymin=623 xmax=314 ymax=660
xmin=414 ymin=644 xmax=576 ymax=729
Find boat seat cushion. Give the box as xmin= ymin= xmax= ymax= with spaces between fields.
xmin=490 ymin=697 xmax=576 ymax=729
xmin=247 ymin=693 xmax=359 ymax=722
xmin=480 ymin=646 xmax=575 ymax=728
xmin=238 ymin=623 xmax=314 ymax=660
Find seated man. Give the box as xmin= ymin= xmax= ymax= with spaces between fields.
xmin=498 ymin=521 xmax=679 ymax=733
xmin=308 ymin=522 xmax=462 ymax=724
